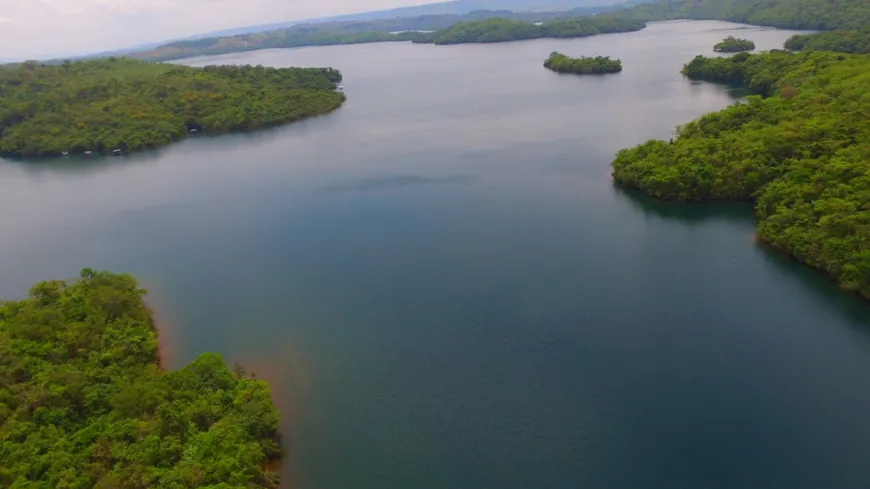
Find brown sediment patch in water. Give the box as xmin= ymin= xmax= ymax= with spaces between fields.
xmin=236 ymin=357 xmax=292 ymax=489
xmin=142 ymin=295 xmax=178 ymax=372
xmin=749 ymin=232 xmax=759 ymax=242
xmin=264 ymin=457 xmax=285 ymax=487
xmin=238 ymin=358 xmax=288 ymax=413
xmin=236 ymin=338 xmax=315 ymax=489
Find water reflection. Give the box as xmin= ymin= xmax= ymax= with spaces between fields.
xmin=756 ymin=244 xmax=870 ymax=329
xmin=320 ymin=174 xmax=474 ymax=193
xmin=612 ymin=183 xmax=753 ymax=226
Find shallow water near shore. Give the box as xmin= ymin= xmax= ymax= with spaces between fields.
xmin=3 ymin=21 xmax=870 ymax=489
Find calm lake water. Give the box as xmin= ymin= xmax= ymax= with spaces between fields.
xmin=3 ymin=20 xmax=870 ymax=489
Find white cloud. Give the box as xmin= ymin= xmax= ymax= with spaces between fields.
xmin=0 ymin=0 xmax=428 ymax=60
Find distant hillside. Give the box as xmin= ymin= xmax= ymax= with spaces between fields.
xmin=128 ymin=7 xmax=628 ymax=61
xmin=186 ymin=0 xmax=627 ymax=39
xmin=118 ymin=0 xmax=870 ymax=63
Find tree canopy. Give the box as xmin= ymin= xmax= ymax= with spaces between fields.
xmin=0 ymin=58 xmax=344 ymax=157
xmin=713 ymin=36 xmax=756 ymax=52
xmin=612 ymin=51 xmax=870 ymax=299
xmin=544 ymin=52 xmax=622 ymax=75
xmin=0 ymin=269 xmax=282 ymax=488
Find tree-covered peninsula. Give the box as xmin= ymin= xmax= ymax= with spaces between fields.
xmin=0 ymin=269 xmax=282 ymax=488
xmin=785 ymin=28 xmax=870 ymax=54
xmin=612 ymin=51 xmax=870 ymax=299
xmin=0 ymin=58 xmax=344 ymax=157
xmin=544 ymin=52 xmax=622 ymax=74
xmin=713 ymin=36 xmax=755 ymax=52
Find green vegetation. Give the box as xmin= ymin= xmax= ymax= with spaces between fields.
xmin=785 ymin=29 xmax=870 ymax=54
xmin=422 ymin=15 xmax=645 ymax=44
xmin=0 ymin=269 xmax=281 ymax=488
xmin=0 ymin=58 xmax=344 ymax=157
xmin=544 ymin=52 xmax=622 ymax=74
xmin=612 ymin=51 xmax=870 ymax=299
xmin=713 ymin=36 xmax=756 ymax=52
xmin=680 ymin=50 xmax=798 ymax=95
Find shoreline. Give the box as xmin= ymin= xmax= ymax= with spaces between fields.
xmin=141 ymin=294 xmax=286 ymax=486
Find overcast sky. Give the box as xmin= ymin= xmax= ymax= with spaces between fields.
xmin=0 ymin=0 xmax=430 ymax=60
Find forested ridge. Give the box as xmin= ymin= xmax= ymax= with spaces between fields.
xmin=0 ymin=58 xmax=344 ymax=157
xmin=0 ymin=270 xmax=282 ymax=488
xmin=544 ymin=52 xmax=622 ymax=74
xmin=612 ymin=51 xmax=870 ymax=299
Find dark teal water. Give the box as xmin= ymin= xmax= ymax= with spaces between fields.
xmin=3 ymin=21 xmax=870 ymax=489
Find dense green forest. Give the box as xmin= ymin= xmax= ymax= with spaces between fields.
xmin=713 ymin=36 xmax=755 ymax=52
xmin=0 ymin=58 xmax=344 ymax=157
xmin=785 ymin=29 xmax=870 ymax=54
xmin=612 ymin=51 xmax=870 ymax=299
xmin=544 ymin=52 xmax=622 ymax=74
xmin=0 ymin=269 xmax=282 ymax=488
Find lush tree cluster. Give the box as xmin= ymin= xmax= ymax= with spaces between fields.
xmin=544 ymin=52 xmax=622 ymax=74
xmin=680 ymin=50 xmax=800 ymax=95
xmin=418 ymin=15 xmax=646 ymax=45
xmin=612 ymin=51 xmax=870 ymax=299
xmin=0 ymin=269 xmax=282 ymax=488
xmin=785 ymin=29 xmax=870 ymax=54
xmin=0 ymin=58 xmax=344 ymax=157
xmin=713 ymin=36 xmax=756 ymax=52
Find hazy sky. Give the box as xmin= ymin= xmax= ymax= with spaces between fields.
xmin=0 ymin=0 xmax=430 ymax=60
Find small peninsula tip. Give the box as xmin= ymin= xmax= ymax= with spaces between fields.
xmin=0 ymin=269 xmax=283 ymax=487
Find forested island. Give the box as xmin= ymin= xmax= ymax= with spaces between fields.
xmin=612 ymin=51 xmax=870 ymax=299
xmin=544 ymin=52 xmax=622 ymax=74
xmin=0 ymin=58 xmax=344 ymax=157
xmin=713 ymin=36 xmax=755 ymax=52
xmin=0 ymin=269 xmax=282 ymax=488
